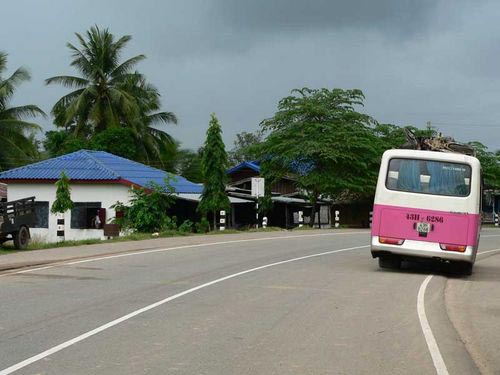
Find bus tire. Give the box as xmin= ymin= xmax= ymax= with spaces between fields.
xmin=453 ymin=262 xmax=473 ymax=276
xmin=13 ymin=226 xmax=30 ymax=250
xmin=378 ymin=256 xmax=401 ymax=270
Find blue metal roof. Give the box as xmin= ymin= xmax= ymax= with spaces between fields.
xmin=227 ymin=161 xmax=261 ymax=174
xmin=0 ymin=150 xmax=203 ymax=194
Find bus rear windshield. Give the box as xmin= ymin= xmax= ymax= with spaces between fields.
xmin=386 ymin=158 xmax=471 ymax=197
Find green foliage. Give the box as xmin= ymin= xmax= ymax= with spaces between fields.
xmin=43 ymin=130 xmax=90 ymax=156
xmin=195 ymin=217 xmax=210 ymax=233
xmin=0 ymin=51 xmax=45 ymax=170
xmin=113 ymin=179 xmax=176 ymax=233
xmin=91 ymin=127 xmax=138 ymax=159
xmin=228 ymin=130 xmax=263 ymax=166
xmin=173 ymin=147 xmax=204 ymax=183
xmin=198 ymin=113 xmax=231 ymax=222
xmin=51 ymin=172 xmax=74 ymax=214
xmin=258 ymin=88 xmax=381 ymax=204
xmin=178 ymin=219 xmax=194 ymax=233
xmin=45 ymin=26 xmax=177 ymax=169
xmin=468 ymin=141 xmax=500 ymax=189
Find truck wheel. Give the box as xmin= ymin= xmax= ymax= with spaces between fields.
xmin=378 ymin=256 xmax=401 ymax=270
xmin=13 ymin=226 xmax=30 ymax=250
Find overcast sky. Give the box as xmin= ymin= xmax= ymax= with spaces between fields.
xmin=1 ymin=0 xmax=499 ymax=151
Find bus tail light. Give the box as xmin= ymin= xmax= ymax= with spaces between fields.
xmin=440 ymin=244 xmax=466 ymax=252
xmin=379 ymin=237 xmax=405 ymax=245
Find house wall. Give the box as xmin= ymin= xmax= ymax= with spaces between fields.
xmin=6 ymin=183 xmax=131 ymax=243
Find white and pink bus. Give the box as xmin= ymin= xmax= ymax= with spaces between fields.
xmin=371 ymin=149 xmax=481 ymax=274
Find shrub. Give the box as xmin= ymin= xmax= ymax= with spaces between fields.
xmin=195 ymin=217 xmax=210 ymax=233
xmin=178 ymin=220 xmax=194 ymax=233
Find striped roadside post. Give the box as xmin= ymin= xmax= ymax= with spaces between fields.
xmin=219 ymin=210 xmax=226 ymax=231
xmin=335 ymin=210 xmax=340 ymax=228
xmin=495 ymin=213 xmax=499 ymax=227
xmin=262 ymin=216 xmax=268 ymax=229
xmin=298 ymin=211 xmax=304 ymax=228
xmin=369 ymin=211 xmax=373 ymax=228
xmin=57 ymin=215 xmax=65 ymax=240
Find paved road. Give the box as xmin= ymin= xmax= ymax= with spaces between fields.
xmin=0 ymin=229 xmax=499 ymax=374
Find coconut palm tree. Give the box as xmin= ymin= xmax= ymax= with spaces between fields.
xmin=118 ymin=73 xmax=177 ymax=167
xmin=0 ymin=52 xmax=45 ymax=170
xmin=46 ymin=26 xmax=145 ymax=135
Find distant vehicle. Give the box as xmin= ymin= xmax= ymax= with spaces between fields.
xmin=0 ymin=197 xmax=36 ymax=250
xmin=370 ymin=149 xmax=481 ymax=275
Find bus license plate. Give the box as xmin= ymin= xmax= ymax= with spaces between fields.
xmin=416 ymin=222 xmax=430 ymax=233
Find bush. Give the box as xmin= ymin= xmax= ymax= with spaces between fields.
xmin=178 ymin=220 xmax=194 ymax=233
xmin=195 ymin=217 xmax=210 ymax=233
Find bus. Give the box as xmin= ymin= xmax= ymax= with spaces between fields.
xmin=370 ymin=149 xmax=481 ymax=275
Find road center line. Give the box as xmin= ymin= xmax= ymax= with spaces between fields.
xmin=0 ymin=231 xmax=368 ymax=278
xmin=417 ymin=275 xmax=449 ymax=375
xmin=0 ymin=244 xmax=369 ymax=375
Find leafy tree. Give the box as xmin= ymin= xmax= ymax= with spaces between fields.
xmin=258 ymin=88 xmax=381 ymax=226
xmin=45 ymin=26 xmax=177 ymax=168
xmin=0 ymin=52 xmax=45 ymax=170
xmin=43 ymin=130 xmax=90 ymax=157
xmin=113 ymin=179 xmax=176 ymax=233
xmin=198 ymin=113 xmax=230 ymax=229
xmin=46 ymin=26 xmax=144 ymax=134
xmin=91 ymin=127 xmax=138 ymax=160
xmin=51 ymin=172 xmax=74 ymax=214
xmin=468 ymin=141 xmax=500 ymax=189
xmin=373 ymin=123 xmax=408 ymax=150
xmin=228 ymin=130 xmax=263 ymax=166
xmin=174 ymin=147 xmax=204 ymax=183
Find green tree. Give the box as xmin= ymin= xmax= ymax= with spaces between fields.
xmin=0 ymin=52 xmax=45 ymax=170
xmin=258 ymin=88 xmax=381 ymax=226
xmin=228 ymin=130 xmax=263 ymax=166
xmin=46 ymin=26 xmax=144 ymax=134
xmin=468 ymin=141 xmax=500 ymax=189
xmin=51 ymin=172 xmax=74 ymax=214
xmin=113 ymin=179 xmax=176 ymax=233
xmin=174 ymin=147 xmax=204 ymax=183
xmin=198 ymin=113 xmax=230 ymax=229
xmin=91 ymin=127 xmax=139 ymax=160
xmin=43 ymin=130 xmax=90 ymax=157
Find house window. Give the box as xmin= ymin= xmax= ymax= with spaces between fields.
xmin=71 ymin=202 xmax=102 ymax=229
xmin=34 ymin=201 xmax=49 ymax=228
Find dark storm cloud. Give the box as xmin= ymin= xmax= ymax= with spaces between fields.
xmin=1 ymin=0 xmax=499 ymax=152
xmin=209 ymin=0 xmax=438 ymax=35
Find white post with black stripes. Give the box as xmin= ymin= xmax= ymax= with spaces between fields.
xmin=56 ymin=214 xmax=65 ymax=241
xmin=335 ymin=210 xmax=340 ymax=228
xmin=298 ymin=211 xmax=304 ymax=228
xmin=369 ymin=211 xmax=373 ymax=228
xmin=495 ymin=212 xmax=499 ymax=227
xmin=219 ymin=210 xmax=226 ymax=231
xmin=262 ymin=216 xmax=268 ymax=229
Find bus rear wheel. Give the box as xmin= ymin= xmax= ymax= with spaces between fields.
xmin=452 ymin=261 xmax=473 ymax=276
xmin=378 ymin=256 xmax=401 ymax=270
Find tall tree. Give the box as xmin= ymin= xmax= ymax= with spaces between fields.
xmin=198 ymin=113 xmax=230 ymax=229
xmin=0 ymin=52 xmax=45 ymax=170
xmin=258 ymin=88 xmax=381 ymax=226
xmin=228 ymin=130 xmax=263 ymax=166
xmin=45 ymin=26 xmax=177 ymax=168
xmin=468 ymin=141 xmax=500 ymax=190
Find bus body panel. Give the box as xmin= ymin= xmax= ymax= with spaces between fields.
xmin=371 ymin=149 xmax=481 ymax=265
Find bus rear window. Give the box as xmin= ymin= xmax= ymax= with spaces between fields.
xmin=386 ymin=158 xmax=471 ymax=197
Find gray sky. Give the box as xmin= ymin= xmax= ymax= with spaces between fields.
xmin=1 ymin=0 xmax=500 ymax=151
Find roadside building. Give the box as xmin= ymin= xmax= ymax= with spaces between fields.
xmin=0 ymin=150 xmax=205 ymax=242
xmin=226 ymin=161 xmax=331 ymax=228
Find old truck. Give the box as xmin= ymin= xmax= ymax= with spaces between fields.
xmin=0 ymin=197 xmax=36 ymax=249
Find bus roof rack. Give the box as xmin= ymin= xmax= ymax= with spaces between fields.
xmin=400 ymin=128 xmax=475 ymax=156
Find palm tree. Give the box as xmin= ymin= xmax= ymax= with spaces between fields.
xmin=118 ymin=74 xmax=177 ymax=167
xmin=0 ymin=52 xmax=45 ymax=170
xmin=46 ymin=26 xmax=145 ymax=135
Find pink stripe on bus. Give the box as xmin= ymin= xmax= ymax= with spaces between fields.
xmin=371 ymin=204 xmax=480 ymax=246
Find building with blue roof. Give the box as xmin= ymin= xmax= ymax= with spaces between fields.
xmin=0 ymin=150 xmax=206 ymax=243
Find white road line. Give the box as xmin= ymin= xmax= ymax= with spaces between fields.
xmin=481 ymin=234 xmax=500 ymax=238
xmin=0 ymin=231 xmax=368 ymax=278
xmin=477 ymin=248 xmax=500 ymax=256
xmin=0 ymin=244 xmax=369 ymax=375
xmin=417 ymin=275 xmax=449 ymax=375
xmin=417 ymin=248 xmax=500 ymax=375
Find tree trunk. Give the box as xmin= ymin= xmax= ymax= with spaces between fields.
xmin=213 ymin=211 xmax=216 ymax=231
xmin=309 ymin=194 xmax=318 ymax=228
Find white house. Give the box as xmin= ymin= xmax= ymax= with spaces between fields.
xmin=0 ymin=150 xmax=204 ymax=243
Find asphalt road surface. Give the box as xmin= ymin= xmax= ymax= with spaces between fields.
xmin=0 ymin=229 xmax=499 ymax=375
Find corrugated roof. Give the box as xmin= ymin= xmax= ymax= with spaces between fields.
xmin=0 ymin=150 xmax=203 ymax=194
xmin=227 ymin=161 xmax=261 ymax=174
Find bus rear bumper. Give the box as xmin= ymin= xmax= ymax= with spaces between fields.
xmin=370 ymin=236 xmax=477 ymax=264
